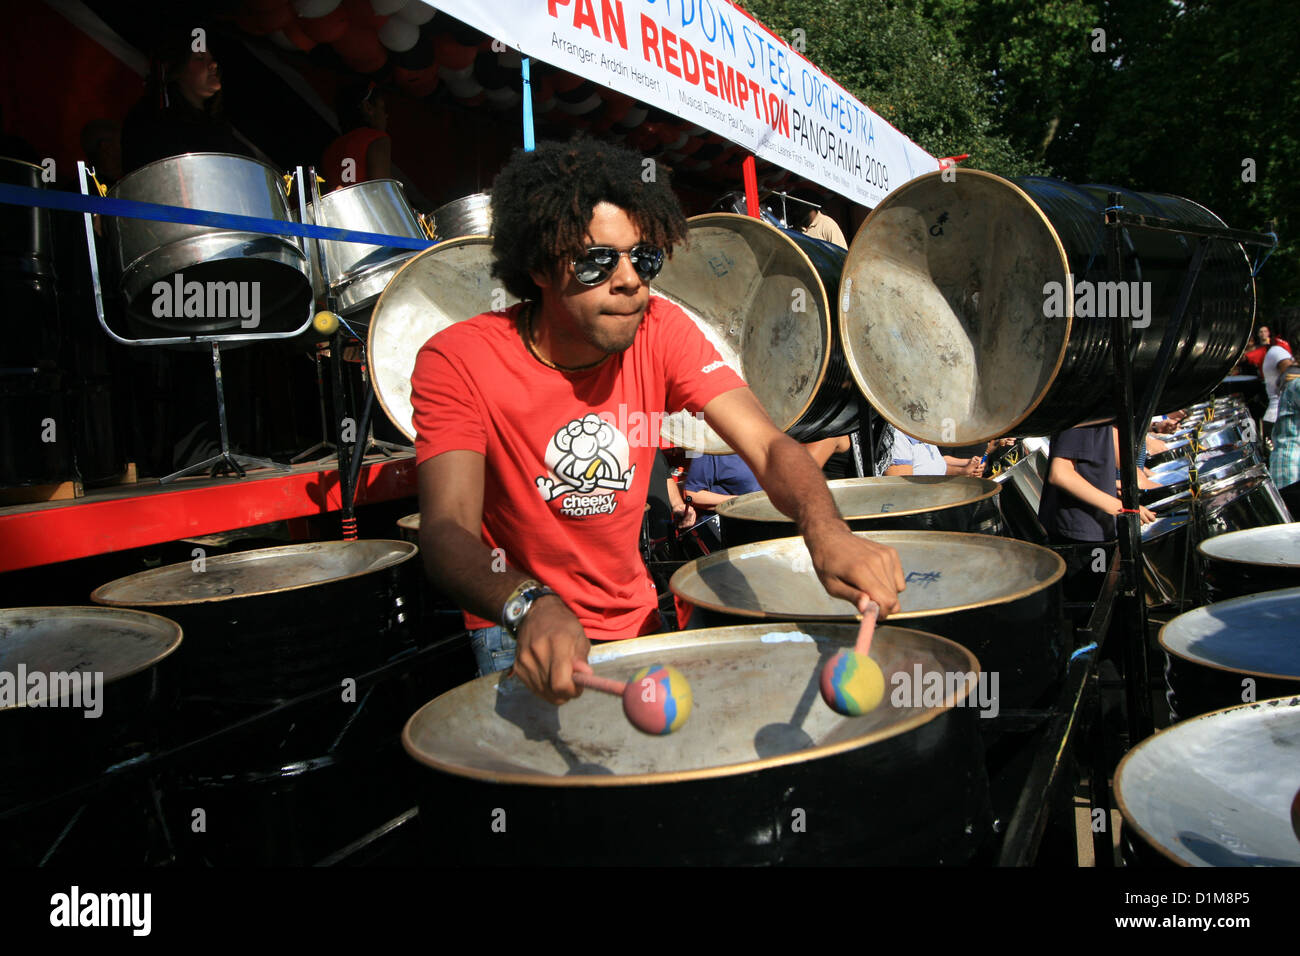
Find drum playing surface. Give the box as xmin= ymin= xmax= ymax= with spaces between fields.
xmin=1158 ymin=587 xmax=1300 ymax=680
xmin=403 ymin=622 xmax=980 ymax=784
xmin=1115 ymin=695 xmax=1300 ymax=866
xmin=90 ymin=540 xmax=416 ymax=606
xmin=669 ymin=530 xmax=1063 ymax=620
xmin=1198 ymin=524 xmax=1300 ymax=569
xmin=717 ymin=476 xmax=999 ymax=523
xmin=0 ymin=607 xmax=182 ymax=707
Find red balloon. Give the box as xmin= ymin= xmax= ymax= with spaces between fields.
xmin=299 ymin=6 xmax=350 ymax=43
xmin=433 ymin=34 xmax=476 ymax=71
xmin=334 ymin=28 xmax=387 ymax=72
xmin=276 ymin=20 xmax=317 ymax=51
xmin=342 ymin=0 xmax=387 ymax=29
xmin=237 ymin=5 xmax=293 ymax=35
xmin=245 ymin=0 xmax=289 ymax=12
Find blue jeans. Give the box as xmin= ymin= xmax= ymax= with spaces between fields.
xmin=469 ymin=625 xmax=517 ymax=676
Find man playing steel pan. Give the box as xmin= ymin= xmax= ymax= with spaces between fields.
xmin=411 ymin=137 xmax=904 ymax=704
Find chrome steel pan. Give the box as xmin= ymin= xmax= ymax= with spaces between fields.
xmin=1116 ymin=695 xmax=1300 ymax=866
xmin=429 ymin=192 xmax=492 ymax=240
xmin=402 ymin=622 xmax=991 ymax=864
xmin=108 ymin=152 xmax=311 ymax=334
xmin=306 ymin=178 xmax=426 ymax=315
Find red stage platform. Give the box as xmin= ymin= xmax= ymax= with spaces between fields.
xmin=0 ymin=454 xmax=418 ymax=574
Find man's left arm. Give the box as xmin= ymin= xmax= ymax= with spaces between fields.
xmin=701 ymin=387 xmax=905 ymax=615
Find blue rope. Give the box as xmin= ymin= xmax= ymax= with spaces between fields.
xmin=1070 ymin=641 xmax=1098 ymax=661
xmin=0 ymin=183 xmax=435 ymax=250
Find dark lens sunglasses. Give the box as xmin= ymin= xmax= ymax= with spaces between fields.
xmin=571 ymin=244 xmax=665 ymax=286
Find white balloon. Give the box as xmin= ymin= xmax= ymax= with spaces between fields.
xmin=396 ymin=1 xmax=435 ymax=25
xmin=292 ymin=0 xmax=342 ymax=17
xmin=370 ymin=0 xmax=409 ymax=15
xmin=378 ymin=17 xmax=419 ymax=52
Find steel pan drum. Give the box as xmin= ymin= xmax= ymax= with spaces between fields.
xmin=716 ymin=476 xmax=1000 ymax=546
xmin=109 ymin=152 xmax=311 ymax=334
xmin=402 ymin=622 xmax=992 ymax=864
xmin=306 ymin=179 xmax=426 ymax=315
xmin=368 ymin=236 xmax=515 ymax=440
xmin=91 ymin=540 xmax=417 ymax=701
xmin=1159 ymin=587 xmax=1300 ymax=721
xmin=840 ymin=170 xmax=1255 ymax=444
xmin=1143 ymin=450 xmax=1253 ymax=506
xmin=654 ymin=213 xmax=862 ymax=451
xmin=1199 ymin=524 xmax=1300 ymax=603
xmin=1 ymin=607 xmax=182 ymax=803
xmin=396 ymin=512 xmax=420 ymax=542
xmin=1193 ymin=464 xmax=1292 ymax=541
xmin=429 ymin=192 xmax=492 ymax=240
xmin=1116 ymin=695 xmax=1300 ymax=866
xmin=1141 ymin=511 xmax=1192 ymax=607
xmin=670 ymin=530 xmax=1066 ymax=708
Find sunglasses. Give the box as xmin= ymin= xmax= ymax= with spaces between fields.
xmin=571 ymin=244 xmax=665 ymax=286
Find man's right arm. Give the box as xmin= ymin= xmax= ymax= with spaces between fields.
xmin=417 ymin=451 xmax=589 ymax=703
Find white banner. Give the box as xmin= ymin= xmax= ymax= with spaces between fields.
xmin=421 ymin=0 xmax=939 ymax=207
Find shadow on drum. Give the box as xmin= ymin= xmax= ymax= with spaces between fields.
xmin=492 ymin=674 xmax=614 ymax=776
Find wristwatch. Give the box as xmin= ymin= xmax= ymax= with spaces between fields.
xmin=501 ymin=579 xmax=557 ymax=639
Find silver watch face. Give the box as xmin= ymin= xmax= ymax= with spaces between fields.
xmin=505 ymin=597 xmax=526 ymax=622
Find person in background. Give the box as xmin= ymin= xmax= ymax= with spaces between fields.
xmin=1269 ymin=368 xmax=1300 ymax=502
xmin=881 ymin=426 xmax=990 ymax=477
xmin=321 ymin=81 xmax=391 ymax=192
xmin=1262 ymin=330 xmax=1297 ymax=442
xmin=1039 ymin=425 xmax=1156 ymax=548
xmin=122 ymin=33 xmax=248 ymax=174
xmin=788 ymin=188 xmax=848 ymax=248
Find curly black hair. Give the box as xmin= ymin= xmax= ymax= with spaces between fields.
xmin=489 ymin=136 xmax=688 ymax=301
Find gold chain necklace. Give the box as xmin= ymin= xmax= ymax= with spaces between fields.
xmin=524 ymin=302 xmax=609 ymax=372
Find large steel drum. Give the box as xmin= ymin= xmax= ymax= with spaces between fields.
xmin=654 ymin=213 xmax=862 ymax=451
xmin=840 ymin=170 xmax=1255 ymax=444
xmin=90 ymin=540 xmax=418 ymax=701
xmin=1115 ymin=695 xmax=1300 ymax=866
xmin=402 ymin=622 xmax=992 ymax=864
xmin=109 ymin=152 xmax=311 ymax=334
xmin=670 ymin=530 xmax=1066 ymax=709
xmin=1159 ymin=587 xmax=1300 ymax=721
xmin=716 ymin=475 xmax=1000 ymax=546
xmin=1140 ymin=511 xmax=1193 ymax=607
xmin=1199 ymin=524 xmax=1300 ymax=602
xmin=306 ymin=178 xmax=427 ymax=315
xmin=368 ymin=236 xmax=514 ymax=440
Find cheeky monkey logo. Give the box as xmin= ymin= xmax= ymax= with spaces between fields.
xmin=536 ymin=414 xmax=635 ymax=516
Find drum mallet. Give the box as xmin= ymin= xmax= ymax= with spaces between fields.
xmin=820 ymin=599 xmax=885 ymax=716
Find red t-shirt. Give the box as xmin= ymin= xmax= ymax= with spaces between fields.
xmin=411 ymin=296 xmax=747 ymax=640
xmin=321 ymin=127 xmax=389 ymax=191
